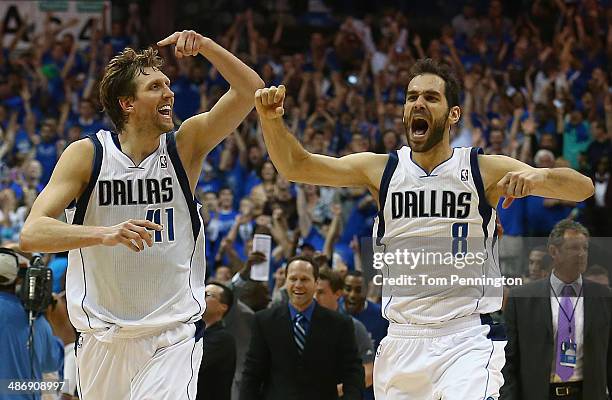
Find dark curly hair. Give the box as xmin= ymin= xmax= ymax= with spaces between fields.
xmin=407 ymin=58 xmax=461 ymax=109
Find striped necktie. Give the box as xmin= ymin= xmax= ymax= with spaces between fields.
xmin=293 ymin=313 xmax=306 ymax=355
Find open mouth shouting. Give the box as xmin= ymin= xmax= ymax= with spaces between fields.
xmin=410 ymin=116 xmax=430 ymax=140
xmin=158 ymin=104 xmax=172 ymax=120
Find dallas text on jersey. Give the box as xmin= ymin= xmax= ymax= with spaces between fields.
xmin=97 ymin=177 xmax=174 ymax=206
xmin=390 ymin=190 xmax=471 ymax=219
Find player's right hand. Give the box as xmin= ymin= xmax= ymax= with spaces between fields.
xmin=255 ymin=85 xmax=286 ymax=120
xmin=101 ymin=219 xmax=163 ymax=252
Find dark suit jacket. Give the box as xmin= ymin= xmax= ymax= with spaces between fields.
xmin=197 ymin=321 xmax=236 ymax=400
xmin=239 ymin=302 xmax=364 ymax=400
xmin=501 ymin=278 xmax=612 ymax=400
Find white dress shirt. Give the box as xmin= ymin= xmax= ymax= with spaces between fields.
xmin=549 ymin=272 xmax=584 ymax=383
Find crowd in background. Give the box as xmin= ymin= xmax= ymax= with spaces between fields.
xmin=0 ymin=0 xmax=611 ymax=398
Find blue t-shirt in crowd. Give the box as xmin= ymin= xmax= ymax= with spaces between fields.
xmin=35 ymin=142 xmax=58 ymax=185
xmin=171 ymin=76 xmax=201 ymax=122
xmin=68 ymin=117 xmax=106 ymax=137
xmin=48 ymin=256 xmax=68 ymax=293
xmin=0 ymin=292 xmax=63 ymax=400
xmin=525 ymin=196 xmax=574 ymax=236
xmin=303 ymin=226 xmax=326 ymax=252
xmin=496 ymin=197 xmax=526 ymax=236
xmin=339 ymin=298 xmax=388 ymax=350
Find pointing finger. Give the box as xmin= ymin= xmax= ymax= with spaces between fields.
xmin=132 ymin=219 xmax=163 ymax=231
xmin=157 ymin=32 xmax=180 ymax=47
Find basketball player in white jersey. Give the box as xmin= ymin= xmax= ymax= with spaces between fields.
xmin=19 ymin=30 xmax=264 ymax=399
xmin=253 ymin=59 xmax=594 ymax=399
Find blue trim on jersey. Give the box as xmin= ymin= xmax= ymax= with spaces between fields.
xmin=111 ymin=132 xmax=122 ymax=150
xmin=194 ymin=320 xmax=205 ymax=342
xmin=469 ymin=147 xmax=492 ymax=238
xmin=376 ymin=150 xmax=399 ymax=245
xmin=166 ymin=132 xmax=201 ymax=240
xmin=73 ymin=134 xmax=103 ymax=226
xmin=409 ymin=147 xmax=455 ymax=177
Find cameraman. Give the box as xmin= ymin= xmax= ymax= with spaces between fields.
xmin=0 ymin=248 xmax=63 ymax=400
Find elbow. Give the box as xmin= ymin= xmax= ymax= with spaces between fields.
xmin=584 ymin=180 xmax=595 ymax=200
xmin=254 ymin=76 xmax=265 ymax=90
xmin=19 ymin=225 xmax=35 ymax=252
xmin=578 ymin=175 xmax=595 ymax=201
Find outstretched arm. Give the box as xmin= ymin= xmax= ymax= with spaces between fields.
xmin=158 ymin=30 xmax=264 ymax=188
xmin=254 ymin=85 xmax=387 ymax=195
xmin=480 ymin=154 xmax=594 ymax=208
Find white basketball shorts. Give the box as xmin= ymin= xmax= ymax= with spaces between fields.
xmin=374 ymin=314 xmax=506 ymax=400
xmin=75 ymin=321 xmax=204 ymax=400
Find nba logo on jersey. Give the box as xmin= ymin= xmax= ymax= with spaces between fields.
xmin=160 ymin=155 xmax=168 ymax=169
xmin=461 ymin=169 xmax=469 ymax=181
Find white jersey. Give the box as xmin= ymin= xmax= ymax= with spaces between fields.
xmin=373 ymin=146 xmax=501 ymax=325
xmin=65 ymin=130 xmax=206 ymax=332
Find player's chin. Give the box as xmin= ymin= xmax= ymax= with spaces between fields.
xmin=158 ymin=119 xmax=175 ymax=132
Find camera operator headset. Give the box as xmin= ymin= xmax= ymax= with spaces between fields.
xmin=0 ymin=248 xmax=63 ymax=400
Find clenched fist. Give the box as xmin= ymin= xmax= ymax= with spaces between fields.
xmin=157 ymin=30 xmax=210 ymax=59
xmin=255 ymin=85 xmax=286 ymax=120
xmin=497 ymin=169 xmax=546 ymax=208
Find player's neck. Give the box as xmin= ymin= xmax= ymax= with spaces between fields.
xmin=118 ymin=125 xmax=162 ymax=165
xmin=411 ymin=140 xmax=453 ymax=174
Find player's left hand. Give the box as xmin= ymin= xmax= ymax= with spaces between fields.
xmin=157 ymin=30 xmax=210 ymax=58
xmin=497 ymin=169 xmax=545 ymax=208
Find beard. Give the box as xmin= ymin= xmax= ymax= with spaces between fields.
xmin=404 ymin=113 xmax=448 ymax=153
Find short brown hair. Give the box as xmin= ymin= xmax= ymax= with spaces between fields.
xmin=286 ymin=255 xmax=320 ymax=280
xmin=318 ymin=267 xmax=343 ymax=292
xmin=99 ymin=47 xmax=164 ymax=131
xmin=547 ymin=219 xmax=590 ymax=248
xmin=408 ymin=58 xmax=461 ymax=109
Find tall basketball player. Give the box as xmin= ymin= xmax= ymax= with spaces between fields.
xmin=254 ymin=59 xmax=594 ymax=399
xmin=20 ymin=30 xmax=263 ymax=399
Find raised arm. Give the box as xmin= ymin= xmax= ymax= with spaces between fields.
xmin=157 ymin=30 xmax=264 ymax=188
xmin=20 ymin=140 xmax=161 ymax=253
xmin=254 ymin=85 xmax=387 ymax=195
xmin=479 ymin=154 xmax=594 ymax=209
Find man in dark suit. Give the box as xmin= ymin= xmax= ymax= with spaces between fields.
xmin=197 ymin=282 xmax=236 ymax=400
xmin=501 ymin=219 xmax=612 ymax=400
xmin=239 ymin=256 xmax=364 ymax=400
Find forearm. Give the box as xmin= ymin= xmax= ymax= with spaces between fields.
xmin=259 ymin=117 xmax=310 ymax=181
xmin=198 ymin=38 xmax=263 ymax=97
xmin=20 ymin=217 xmax=104 ymax=253
xmin=540 ymin=168 xmax=594 ymax=201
